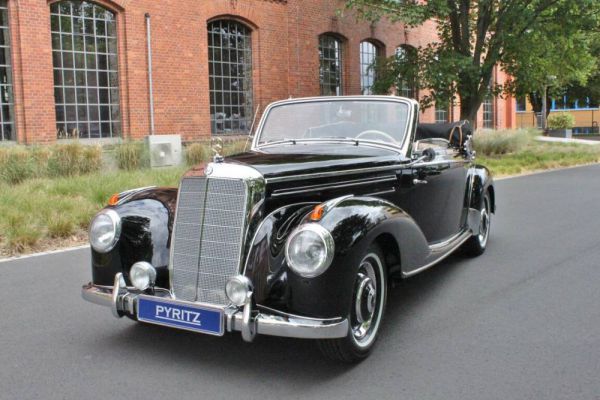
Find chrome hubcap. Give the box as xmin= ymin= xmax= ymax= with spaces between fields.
xmin=478 ymin=198 xmax=490 ymax=247
xmin=352 ymin=258 xmax=380 ymax=346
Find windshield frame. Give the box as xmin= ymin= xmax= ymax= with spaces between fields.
xmin=252 ymin=96 xmax=417 ymax=156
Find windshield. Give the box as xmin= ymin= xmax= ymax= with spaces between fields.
xmin=258 ymin=99 xmax=410 ymax=146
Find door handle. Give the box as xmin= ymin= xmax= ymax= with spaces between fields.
xmin=413 ymin=178 xmax=428 ymax=185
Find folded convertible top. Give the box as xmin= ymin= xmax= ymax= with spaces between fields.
xmin=416 ymin=120 xmax=472 ymax=146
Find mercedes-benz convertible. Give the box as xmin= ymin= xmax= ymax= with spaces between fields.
xmin=82 ymin=96 xmax=495 ymax=362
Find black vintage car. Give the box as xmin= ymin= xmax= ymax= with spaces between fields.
xmin=82 ymin=96 xmax=495 ymax=362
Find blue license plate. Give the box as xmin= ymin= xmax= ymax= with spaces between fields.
xmin=137 ymin=295 xmax=224 ymax=336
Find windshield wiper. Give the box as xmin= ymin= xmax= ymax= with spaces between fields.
xmin=260 ymin=138 xmax=298 ymax=146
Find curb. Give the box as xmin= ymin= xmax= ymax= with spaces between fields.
xmin=0 ymin=244 xmax=89 ymax=264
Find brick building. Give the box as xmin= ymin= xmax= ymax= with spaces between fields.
xmin=0 ymin=0 xmax=515 ymax=144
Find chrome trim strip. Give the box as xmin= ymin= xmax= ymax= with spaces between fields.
xmin=264 ymin=158 xmax=468 ymax=185
xmin=115 ymin=186 xmax=157 ymax=205
xmin=265 ymin=163 xmax=407 ymax=184
xmin=428 ymin=231 xmax=465 ymax=251
xmin=403 ymin=230 xmax=471 ymax=278
xmin=271 ymin=175 xmax=397 ymax=197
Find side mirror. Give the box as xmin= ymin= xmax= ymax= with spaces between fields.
xmin=411 ymin=147 xmax=436 ymax=164
xmin=422 ymin=148 xmax=436 ymax=162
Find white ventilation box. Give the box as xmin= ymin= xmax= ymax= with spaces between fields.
xmin=146 ymin=135 xmax=182 ymax=168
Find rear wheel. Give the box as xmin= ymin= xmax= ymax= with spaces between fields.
xmin=463 ymin=192 xmax=491 ymax=257
xmin=318 ymin=244 xmax=387 ymax=363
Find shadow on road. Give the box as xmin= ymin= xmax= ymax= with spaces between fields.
xmin=94 ymin=254 xmax=466 ymax=384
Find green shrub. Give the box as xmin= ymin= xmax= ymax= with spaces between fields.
xmin=80 ymin=145 xmax=103 ymax=174
xmin=185 ymin=143 xmax=212 ymax=166
xmin=115 ymin=141 xmax=149 ymax=170
xmin=46 ymin=213 xmax=76 ymax=238
xmin=473 ymin=130 xmax=531 ymax=156
xmin=47 ymin=143 xmax=103 ymax=177
xmin=547 ymin=113 xmax=575 ymax=130
xmin=3 ymin=213 xmax=42 ymax=252
xmin=0 ymin=147 xmax=34 ymax=184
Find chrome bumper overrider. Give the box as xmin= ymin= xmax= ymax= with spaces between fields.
xmin=81 ymin=273 xmax=348 ymax=341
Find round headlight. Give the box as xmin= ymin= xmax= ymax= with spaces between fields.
xmin=130 ymin=262 xmax=157 ymax=291
xmin=89 ymin=209 xmax=121 ymax=253
xmin=225 ymin=276 xmax=253 ymax=306
xmin=285 ymin=223 xmax=334 ymax=278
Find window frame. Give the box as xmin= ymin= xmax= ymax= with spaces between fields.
xmin=208 ymin=19 xmax=254 ymax=135
xmin=359 ymin=40 xmax=381 ymax=95
xmin=319 ymin=34 xmax=344 ymax=96
xmin=50 ymin=0 xmax=121 ymax=139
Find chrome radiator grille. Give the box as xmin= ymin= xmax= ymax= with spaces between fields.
xmin=171 ymin=177 xmax=248 ymax=304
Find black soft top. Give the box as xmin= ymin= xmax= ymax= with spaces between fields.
xmin=416 ymin=121 xmax=472 ymax=146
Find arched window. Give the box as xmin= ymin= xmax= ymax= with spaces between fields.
xmin=319 ymin=34 xmax=343 ymax=96
xmin=51 ymin=1 xmax=120 ymax=139
xmin=360 ymin=41 xmax=381 ymax=95
xmin=208 ymin=20 xmax=253 ymax=135
xmin=0 ymin=1 xmax=15 ymax=141
xmin=395 ymin=45 xmax=418 ymax=99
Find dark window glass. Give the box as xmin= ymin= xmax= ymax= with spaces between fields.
xmin=51 ymin=1 xmax=120 ymax=139
xmin=0 ymin=1 xmax=14 ymax=141
xmin=208 ymin=20 xmax=253 ymax=135
xmin=360 ymin=41 xmax=380 ymax=95
xmin=319 ymin=35 xmax=343 ymax=96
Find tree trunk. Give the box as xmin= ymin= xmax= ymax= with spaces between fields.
xmin=459 ymin=94 xmax=482 ymax=127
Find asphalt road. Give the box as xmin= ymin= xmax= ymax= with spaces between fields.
xmin=2 ymin=165 xmax=600 ymax=400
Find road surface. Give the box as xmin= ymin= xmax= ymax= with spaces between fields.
xmin=1 ymin=165 xmax=599 ymax=400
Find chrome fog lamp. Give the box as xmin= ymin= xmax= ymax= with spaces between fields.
xmin=285 ymin=223 xmax=335 ymax=278
xmin=130 ymin=262 xmax=157 ymax=291
xmin=226 ymin=276 xmax=253 ymax=307
xmin=89 ymin=209 xmax=121 ymax=253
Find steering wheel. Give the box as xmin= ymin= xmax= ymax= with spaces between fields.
xmin=355 ymin=130 xmax=397 ymax=143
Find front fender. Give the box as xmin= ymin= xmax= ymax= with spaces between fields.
xmin=91 ymin=187 xmax=177 ymax=288
xmin=291 ymin=196 xmax=429 ymax=318
xmin=245 ymin=196 xmax=429 ymax=319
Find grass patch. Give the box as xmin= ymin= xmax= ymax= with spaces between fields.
xmin=475 ymin=129 xmax=600 ymax=176
xmin=1 ymin=132 xmax=598 ymax=256
xmin=0 ymin=167 xmax=185 ymax=256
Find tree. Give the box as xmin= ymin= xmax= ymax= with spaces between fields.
xmin=345 ymin=0 xmax=600 ymax=125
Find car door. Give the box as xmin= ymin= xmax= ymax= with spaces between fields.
xmin=403 ymin=139 xmax=469 ymax=244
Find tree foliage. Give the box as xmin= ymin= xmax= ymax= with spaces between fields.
xmin=345 ymin=0 xmax=600 ymax=124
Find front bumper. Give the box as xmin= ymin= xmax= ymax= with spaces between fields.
xmin=81 ymin=273 xmax=348 ymax=341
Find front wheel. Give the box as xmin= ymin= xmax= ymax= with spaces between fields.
xmin=318 ymin=244 xmax=387 ymax=363
xmin=463 ymin=192 xmax=492 ymax=257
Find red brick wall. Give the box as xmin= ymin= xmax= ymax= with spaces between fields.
xmin=8 ymin=0 xmax=515 ymax=144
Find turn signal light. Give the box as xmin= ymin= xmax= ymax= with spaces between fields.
xmin=309 ymin=204 xmax=325 ymax=221
xmin=108 ymin=193 xmax=120 ymax=206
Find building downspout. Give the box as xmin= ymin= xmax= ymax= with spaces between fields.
xmin=145 ymin=13 xmax=155 ymax=135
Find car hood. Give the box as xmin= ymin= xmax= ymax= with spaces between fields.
xmin=225 ymin=143 xmax=405 ymax=180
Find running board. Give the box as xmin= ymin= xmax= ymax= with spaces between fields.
xmin=401 ymin=230 xmax=472 ymax=278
